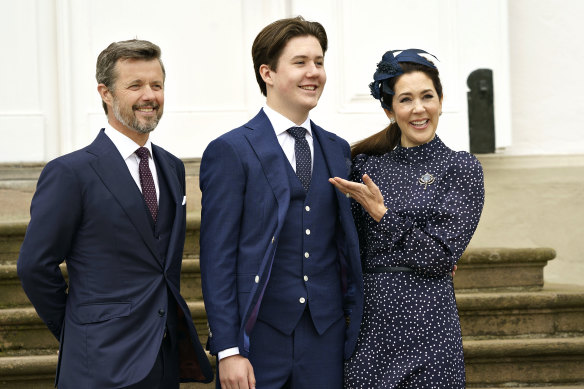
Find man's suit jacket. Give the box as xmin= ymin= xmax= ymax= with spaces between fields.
xmin=199 ymin=109 xmax=363 ymax=359
xmin=17 ymin=129 xmax=213 ymax=388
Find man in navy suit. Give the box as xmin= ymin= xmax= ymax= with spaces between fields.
xmin=199 ymin=17 xmax=363 ymax=388
xmin=17 ymin=39 xmax=213 ymax=388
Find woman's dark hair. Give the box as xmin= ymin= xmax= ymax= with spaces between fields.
xmin=351 ymin=61 xmax=443 ymax=158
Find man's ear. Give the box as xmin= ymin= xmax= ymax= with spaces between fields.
xmin=259 ymin=64 xmax=274 ymax=87
xmin=97 ymin=84 xmax=113 ymax=107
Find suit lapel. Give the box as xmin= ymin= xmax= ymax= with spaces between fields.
xmin=312 ymin=123 xmax=354 ymax=238
xmin=153 ymin=145 xmax=180 ymax=205
xmin=87 ymin=130 xmax=160 ymax=264
xmin=312 ymin=124 xmax=353 ymax=210
xmin=152 ymin=145 xmax=183 ymax=270
xmin=243 ymin=110 xmax=291 ymax=225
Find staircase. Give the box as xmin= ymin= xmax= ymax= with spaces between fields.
xmin=456 ymin=248 xmax=584 ymax=388
xmin=1 ymin=189 xmax=584 ymax=388
xmin=0 ymin=216 xmax=214 ymax=389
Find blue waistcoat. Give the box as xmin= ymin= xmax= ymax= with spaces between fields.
xmin=257 ymin=134 xmax=343 ymax=335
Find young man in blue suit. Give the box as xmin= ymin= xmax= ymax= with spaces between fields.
xmin=200 ymin=17 xmax=363 ymax=389
xmin=17 ymin=39 xmax=213 ymax=388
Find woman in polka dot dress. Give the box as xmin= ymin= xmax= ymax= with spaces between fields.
xmin=330 ymin=49 xmax=484 ymax=388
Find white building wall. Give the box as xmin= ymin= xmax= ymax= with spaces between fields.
xmin=1 ymin=0 xmax=515 ymax=162
xmin=506 ymin=0 xmax=584 ymax=155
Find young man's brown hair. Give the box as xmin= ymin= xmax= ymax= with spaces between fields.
xmin=251 ymin=16 xmax=328 ymax=96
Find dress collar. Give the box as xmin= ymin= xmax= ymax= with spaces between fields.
xmin=391 ymin=136 xmax=448 ymax=163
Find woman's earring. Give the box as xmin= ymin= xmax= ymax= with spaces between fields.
xmin=389 ymin=117 xmax=395 ymax=125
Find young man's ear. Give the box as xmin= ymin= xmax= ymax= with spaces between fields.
xmin=259 ymin=64 xmax=274 ymax=87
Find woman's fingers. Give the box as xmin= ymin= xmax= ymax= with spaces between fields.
xmin=362 ymin=174 xmax=381 ymax=195
xmin=329 ymin=177 xmax=359 ymax=196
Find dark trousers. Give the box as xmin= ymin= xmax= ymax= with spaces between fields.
xmin=247 ymin=309 xmax=345 ymax=389
xmin=123 ymin=331 xmax=180 ymax=389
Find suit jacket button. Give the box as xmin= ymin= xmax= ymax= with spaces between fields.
xmin=299 ymin=297 xmax=306 ymax=304
xmin=271 ymin=236 xmax=275 ymax=244
xmin=255 ymin=275 xmax=259 ymax=283
xmin=158 ymin=309 xmax=165 ymax=317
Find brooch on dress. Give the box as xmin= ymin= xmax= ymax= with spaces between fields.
xmin=418 ymin=172 xmax=435 ymax=190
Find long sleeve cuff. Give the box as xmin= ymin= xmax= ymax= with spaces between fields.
xmin=218 ymin=347 xmax=240 ymax=360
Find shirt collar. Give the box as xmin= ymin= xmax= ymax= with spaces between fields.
xmin=263 ymin=105 xmax=312 ymax=138
xmin=104 ymin=124 xmax=153 ymax=160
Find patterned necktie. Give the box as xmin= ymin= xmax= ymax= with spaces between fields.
xmin=135 ymin=147 xmax=158 ymax=223
xmin=287 ymin=127 xmax=312 ymax=191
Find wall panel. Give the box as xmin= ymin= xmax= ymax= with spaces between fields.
xmin=0 ymin=0 xmax=513 ymax=162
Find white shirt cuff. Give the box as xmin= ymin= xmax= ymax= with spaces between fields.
xmin=218 ymin=347 xmax=240 ymax=360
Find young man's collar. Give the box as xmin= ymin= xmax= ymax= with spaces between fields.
xmin=263 ymin=105 xmax=312 ymax=137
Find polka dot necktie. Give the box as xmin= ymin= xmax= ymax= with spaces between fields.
xmin=135 ymin=147 xmax=158 ymax=223
xmin=287 ymin=127 xmax=312 ymax=191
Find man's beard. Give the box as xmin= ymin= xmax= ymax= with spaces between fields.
xmin=112 ymin=97 xmax=163 ymax=134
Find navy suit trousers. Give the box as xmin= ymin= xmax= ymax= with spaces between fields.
xmin=247 ymin=309 xmax=345 ymax=389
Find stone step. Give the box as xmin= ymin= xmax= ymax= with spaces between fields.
xmin=0 ymin=247 xmax=558 ymax=308
xmin=5 ymin=283 xmax=584 ymax=353
xmin=0 ymin=213 xmax=202 ymax=265
xmin=1 ymin=217 xmax=558 ymax=292
xmin=464 ymin=337 xmax=584 ymax=386
xmin=458 ymin=283 xmax=584 ymax=338
xmin=0 ymin=302 xmax=208 ymax=355
xmin=4 ymin=291 xmax=582 ymax=353
xmin=0 ymin=354 xmax=215 ymax=388
xmin=2 ymin=337 xmax=582 ymax=388
xmin=454 ymin=247 xmax=556 ymax=291
xmin=0 ymin=258 xmax=203 ymax=308
xmin=0 ymin=221 xmax=26 ymax=264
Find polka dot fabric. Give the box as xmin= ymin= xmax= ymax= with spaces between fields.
xmin=287 ymin=127 xmax=312 ymax=191
xmin=135 ymin=147 xmax=158 ymax=223
xmin=344 ymin=136 xmax=484 ymax=388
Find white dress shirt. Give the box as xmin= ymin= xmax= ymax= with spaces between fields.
xmin=263 ymin=104 xmax=314 ymax=171
xmin=217 ymin=107 xmax=314 ymax=361
xmin=104 ymin=125 xmax=160 ymax=203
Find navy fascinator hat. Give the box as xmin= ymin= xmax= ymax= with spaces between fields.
xmin=369 ymin=49 xmax=438 ymax=110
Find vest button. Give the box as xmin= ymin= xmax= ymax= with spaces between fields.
xmin=299 ymin=297 xmax=306 ymax=304
xmin=305 ymin=206 xmax=310 ymax=212
xmin=304 ymin=275 xmax=308 ymax=282
xmin=271 ymin=236 xmax=275 ymax=244
xmin=304 ymin=252 xmax=310 ymax=259
xmin=158 ymin=309 xmax=165 ymax=317
xmin=255 ymin=275 xmax=259 ymax=283
xmin=305 ymin=229 xmax=310 ymax=235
